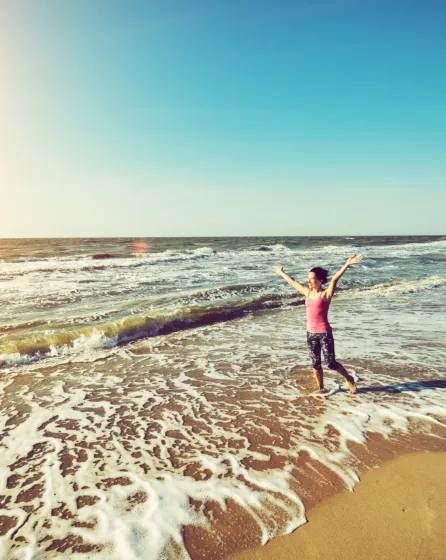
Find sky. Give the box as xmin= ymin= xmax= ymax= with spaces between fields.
xmin=1 ymin=0 xmax=445 ymax=237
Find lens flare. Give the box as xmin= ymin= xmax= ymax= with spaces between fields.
xmin=133 ymin=239 xmax=149 ymax=254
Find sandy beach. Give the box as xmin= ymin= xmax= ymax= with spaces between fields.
xmin=229 ymin=451 xmax=446 ymax=560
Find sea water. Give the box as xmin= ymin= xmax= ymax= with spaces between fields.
xmin=0 ymin=236 xmax=445 ymax=558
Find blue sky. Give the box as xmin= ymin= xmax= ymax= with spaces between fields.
xmin=1 ymin=0 xmax=445 ymax=236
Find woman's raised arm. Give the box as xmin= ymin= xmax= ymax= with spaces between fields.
xmin=325 ymin=255 xmax=363 ymax=300
xmin=274 ymin=265 xmax=310 ymax=296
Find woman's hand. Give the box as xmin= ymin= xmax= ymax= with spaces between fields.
xmin=274 ymin=265 xmax=284 ymax=274
xmin=346 ymin=254 xmax=363 ymax=266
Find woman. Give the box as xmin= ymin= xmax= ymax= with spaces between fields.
xmin=274 ymin=255 xmax=363 ymax=394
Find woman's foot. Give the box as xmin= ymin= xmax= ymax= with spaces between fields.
xmin=347 ymin=378 xmax=357 ymax=394
xmin=335 ymin=363 xmax=357 ymax=394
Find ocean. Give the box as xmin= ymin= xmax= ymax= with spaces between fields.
xmin=0 ymin=236 xmax=445 ymax=558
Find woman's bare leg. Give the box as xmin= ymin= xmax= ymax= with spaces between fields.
xmin=335 ymin=362 xmax=356 ymax=393
xmin=313 ymin=368 xmax=324 ymax=391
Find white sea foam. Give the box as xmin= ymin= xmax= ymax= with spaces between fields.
xmin=337 ymin=275 xmax=446 ymax=299
xmin=51 ymin=331 xmax=119 ymax=356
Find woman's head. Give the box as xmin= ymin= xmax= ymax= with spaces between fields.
xmin=308 ymin=267 xmax=329 ymax=290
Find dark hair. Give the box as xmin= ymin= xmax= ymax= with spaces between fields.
xmin=310 ymin=267 xmax=329 ymax=284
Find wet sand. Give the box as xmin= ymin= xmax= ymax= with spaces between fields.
xmin=229 ymin=451 xmax=446 ymax=560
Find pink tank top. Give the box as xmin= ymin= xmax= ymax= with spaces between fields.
xmin=305 ymin=293 xmax=332 ymax=333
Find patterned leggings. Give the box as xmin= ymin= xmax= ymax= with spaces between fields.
xmin=306 ymin=331 xmax=338 ymax=370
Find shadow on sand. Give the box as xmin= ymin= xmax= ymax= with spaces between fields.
xmin=358 ymin=379 xmax=446 ymax=394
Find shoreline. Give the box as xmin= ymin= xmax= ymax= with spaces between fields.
xmin=228 ymin=450 xmax=446 ymax=560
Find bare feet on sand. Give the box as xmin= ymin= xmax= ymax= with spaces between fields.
xmin=347 ymin=379 xmax=357 ymax=394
